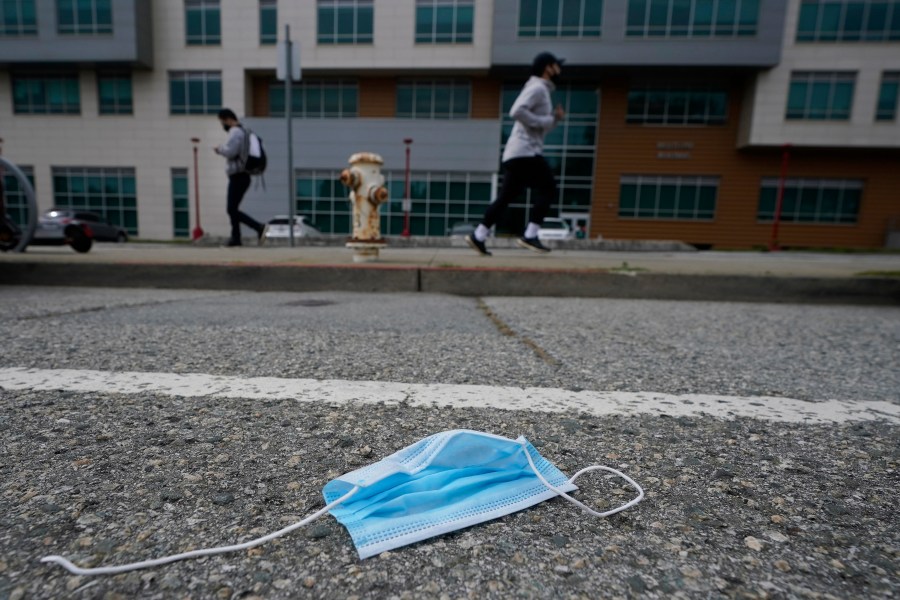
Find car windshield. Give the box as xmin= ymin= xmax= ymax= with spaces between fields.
xmin=269 ymin=219 xmax=291 ymax=225
xmin=542 ymin=221 xmax=565 ymax=229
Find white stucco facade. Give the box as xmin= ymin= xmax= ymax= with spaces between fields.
xmin=0 ymin=1 xmax=496 ymax=240
xmin=739 ymin=0 xmax=900 ymax=148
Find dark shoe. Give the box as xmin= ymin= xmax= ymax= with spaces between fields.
xmin=516 ymin=236 xmax=550 ymax=254
xmin=222 ymin=239 xmax=242 ymax=247
xmin=466 ymin=233 xmax=492 ymax=256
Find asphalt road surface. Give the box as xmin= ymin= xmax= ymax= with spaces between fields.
xmin=1 ymin=286 xmax=898 ymax=599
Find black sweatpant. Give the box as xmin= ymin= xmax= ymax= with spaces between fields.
xmin=481 ymin=155 xmax=557 ymax=230
xmin=227 ymin=172 xmax=263 ymax=243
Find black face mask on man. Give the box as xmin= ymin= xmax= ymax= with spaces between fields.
xmin=222 ymin=124 xmax=232 ymax=132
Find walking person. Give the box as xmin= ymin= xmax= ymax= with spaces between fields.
xmin=214 ymin=108 xmax=265 ymax=247
xmin=467 ymin=52 xmax=565 ymax=256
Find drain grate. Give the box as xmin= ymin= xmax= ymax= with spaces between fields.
xmin=283 ymin=299 xmax=336 ymax=307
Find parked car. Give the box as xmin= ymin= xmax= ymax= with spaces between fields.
xmin=447 ymin=222 xmax=478 ymax=239
xmin=262 ymin=215 xmax=322 ymax=240
xmin=31 ymin=209 xmax=129 ymax=253
xmin=537 ymin=217 xmax=575 ymax=241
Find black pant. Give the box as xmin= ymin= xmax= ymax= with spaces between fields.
xmin=227 ymin=172 xmax=263 ymax=243
xmin=482 ymin=156 xmax=557 ymax=230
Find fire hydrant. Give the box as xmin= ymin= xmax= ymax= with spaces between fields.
xmin=339 ymin=152 xmax=390 ymax=262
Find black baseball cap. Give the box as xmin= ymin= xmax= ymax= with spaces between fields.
xmin=532 ymin=52 xmax=565 ymax=76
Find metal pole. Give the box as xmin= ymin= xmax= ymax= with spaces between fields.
xmin=402 ymin=138 xmax=412 ymax=237
xmin=285 ymin=24 xmax=295 ymax=247
xmin=770 ymin=143 xmax=791 ymax=251
xmin=191 ymin=137 xmax=204 ymax=240
xmin=0 ymin=137 xmax=5 ymax=207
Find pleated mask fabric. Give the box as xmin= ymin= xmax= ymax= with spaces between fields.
xmin=323 ymin=429 xmax=579 ymax=559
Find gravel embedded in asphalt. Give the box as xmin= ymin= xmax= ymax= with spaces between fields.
xmin=1 ymin=390 xmax=898 ymax=600
xmin=2 ymin=288 xmax=898 ymax=402
xmin=1 ymin=286 xmax=898 ymax=599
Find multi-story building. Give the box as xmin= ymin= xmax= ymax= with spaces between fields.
xmin=1 ymin=0 xmax=898 ymax=248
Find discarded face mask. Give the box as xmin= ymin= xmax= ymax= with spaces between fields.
xmin=42 ymin=429 xmax=644 ymax=575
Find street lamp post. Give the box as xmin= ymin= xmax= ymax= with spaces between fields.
xmin=191 ymin=137 xmax=204 ymax=241
xmin=402 ymin=138 xmax=413 ymax=238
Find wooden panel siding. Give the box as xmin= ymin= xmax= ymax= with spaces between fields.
xmin=358 ymin=78 xmax=396 ymax=118
xmin=471 ymin=79 xmax=500 ymax=119
xmin=592 ymin=77 xmax=900 ymax=249
xmin=249 ymin=75 xmax=501 ymax=120
xmin=250 ymin=76 xmax=270 ymax=117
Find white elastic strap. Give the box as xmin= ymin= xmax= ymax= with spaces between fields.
xmin=522 ymin=444 xmax=644 ymax=517
xmin=40 ymin=486 xmax=359 ymax=576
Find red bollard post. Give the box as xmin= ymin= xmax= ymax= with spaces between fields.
xmin=769 ymin=143 xmax=791 ymax=252
xmin=401 ymin=138 xmax=413 ymax=238
xmin=191 ymin=137 xmax=204 ymax=241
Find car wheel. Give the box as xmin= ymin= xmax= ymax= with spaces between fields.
xmin=116 ymin=232 xmax=128 ymax=243
xmin=67 ymin=228 xmax=93 ymax=253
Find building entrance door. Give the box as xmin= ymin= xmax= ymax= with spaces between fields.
xmin=560 ymin=212 xmax=590 ymax=240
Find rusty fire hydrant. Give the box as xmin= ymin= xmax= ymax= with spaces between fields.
xmin=339 ymin=152 xmax=390 ymax=262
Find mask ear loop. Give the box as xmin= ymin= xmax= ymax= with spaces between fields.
xmin=40 ymin=486 xmax=360 ymax=576
xmin=522 ymin=443 xmax=644 ymax=517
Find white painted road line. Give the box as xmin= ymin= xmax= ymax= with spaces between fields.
xmin=1 ymin=367 xmax=898 ymax=425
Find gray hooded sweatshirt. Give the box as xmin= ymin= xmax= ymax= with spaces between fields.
xmin=502 ymin=76 xmax=559 ymax=163
xmin=216 ymin=125 xmax=250 ymax=176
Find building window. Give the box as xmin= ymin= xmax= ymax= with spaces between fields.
xmin=171 ymin=168 xmax=191 ymax=238
xmin=185 ymin=0 xmax=220 ymax=45
xmin=296 ymin=170 xmax=493 ymax=236
xmin=518 ymin=0 xmax=602 ymax=37
xmin=169 ymin=71 xmax=222 ymax=115
xmin=757 ymin=178 xmax=862 ymax=224
xmin=876 ymin=71 xmax=900 ymax=121
xmin=797 ymin=0 xmax=900 ymax=42
xmin=786 ymin=71 xmax=855 ymax=120
xmin=3 ymin=165 xmax=34 ymax=228
xmin=627 ymin=87 xmax=727 ymax=124
xmin=57 ymin=0 xmax=112 ymax=34
xmin=295 ymin=170 xmax=349 ymax=234
xmin=619 ymin=175 xmax=718 ymax=220
xmin=626 ymin=0 xmax=759 ymax=37
xmin=500 ymin=85 xmax=598 ymax=228
xmin=269 ymin=80 xmax=359 ymax=118
xmin=1 ymin=0 xmax=37 ymax=35
xmin=397 ymin=80 xmax=471 ymax=119
xmin=260 ymin=0 xmax=277 ymax=44
xmin=97 ymin=72 xmax=132 ymax=115
xmin=416 ymin=0 xmax=473 ymax=43
xmin=317 ymin=0 xmax=373 ymax=44
xmin=12 ymin=74 xmax=80 ymax=114
xmin=52 ymin=167 xmax=138 ymax=235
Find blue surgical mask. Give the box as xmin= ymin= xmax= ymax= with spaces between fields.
xmin=325 ymin=429 xmax=643 ymax=558
xmin=41 ymin=429 xmax=643 ymax=574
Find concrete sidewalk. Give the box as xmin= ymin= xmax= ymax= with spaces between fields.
xmin=2 ymin=241 xmax=899 ymax=304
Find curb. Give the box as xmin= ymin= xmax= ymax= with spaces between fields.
xmin=210 ymin=236 xmax=699 ymax=252
xmin=3 ymin=261 xmax=899 ymax=305
xmin=420 ymin=267 xmax=900 ymax=305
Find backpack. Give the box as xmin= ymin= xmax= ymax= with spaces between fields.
xmin=240 ymin=126 xmax=267 ymax=176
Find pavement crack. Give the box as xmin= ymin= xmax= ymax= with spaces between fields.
xmin=476 ymin=298 xmax=561 ymax=368
xmin=17 ymin=294 xmax=231 ymax=321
